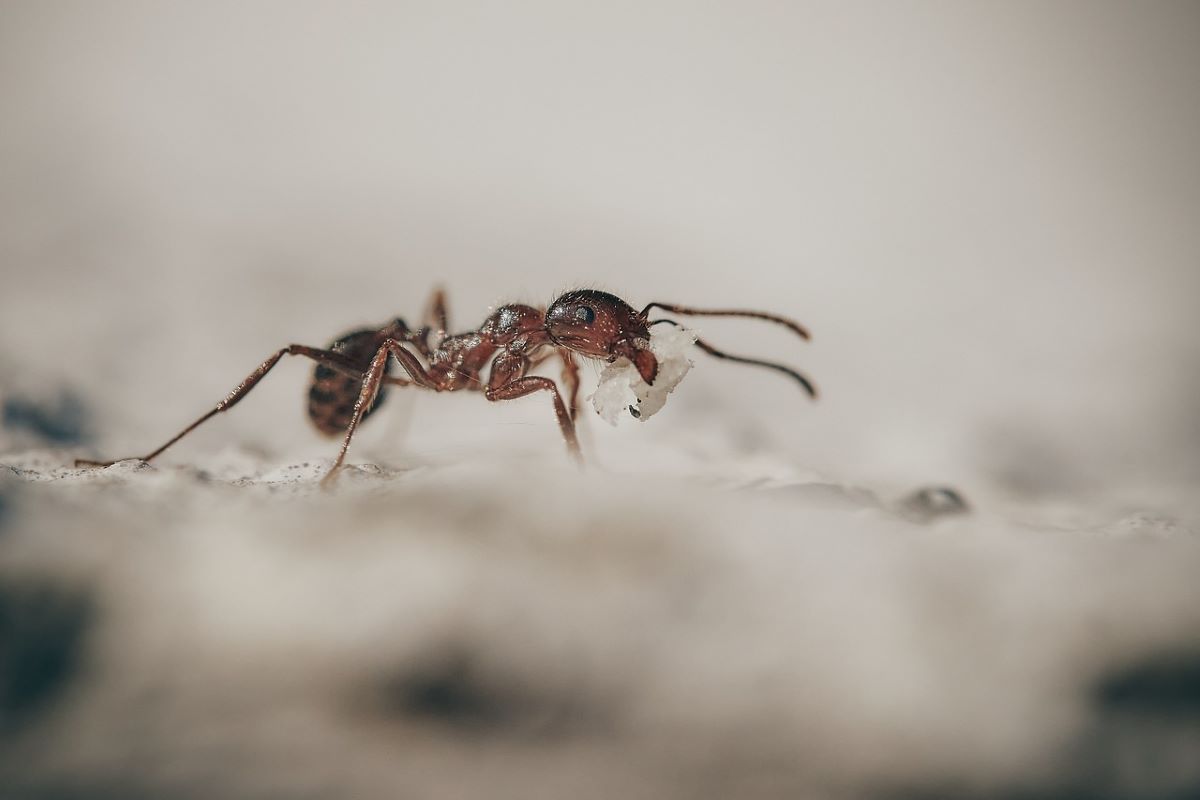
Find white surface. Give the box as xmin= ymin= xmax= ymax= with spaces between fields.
xmin=2 ymin=3 xmax=1199 ymax=797
xmin=2 ymin=443 xmax=1199 ymax=798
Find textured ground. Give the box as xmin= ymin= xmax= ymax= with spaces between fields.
xmin=2 ymin=432 xmax=1199 ymax=799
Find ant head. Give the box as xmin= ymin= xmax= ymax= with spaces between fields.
xmin=545 ymin=289 xmax=658 ymax=384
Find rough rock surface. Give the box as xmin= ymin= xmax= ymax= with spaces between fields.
xmin=2 ymin=442 xmax=1197 ymax=800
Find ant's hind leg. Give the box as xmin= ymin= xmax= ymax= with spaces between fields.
xmin=425 ymin=287 xmax=450 ymax=346
xmin=321 ymin=340 xmax=440 ymax=486
xmin=76 ymin=345 xmax=370 ymax=468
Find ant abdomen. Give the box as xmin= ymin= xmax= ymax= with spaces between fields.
xmin=307 ymin=328 xmax=391 ymax=436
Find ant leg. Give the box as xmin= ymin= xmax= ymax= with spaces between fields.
xmin=425 ymin=287 xmax=450 ymax=347
xmin=393 ymin=289 xmax=449 ymax=359
xmin=377 ymin=317 xmax=435 ymax=361
xmin=514 ymin=349 xmax=579 ymax=420
xmin=76 ymin=345 xmax=381 ymax=468
xmin=485 ymin=356 xmax=581 ymax=463
xmin=557 ymin=348 xmax=581 ymax=421
xmin=650 ymin=319 xmax=818 ymax=398
xmin=321 ymin=340 xmax=440 ymax=486
xmin=641 ymin=302 xmax=810 ymax=341
xmin=487 ymin=378 xmax=581 ymax=463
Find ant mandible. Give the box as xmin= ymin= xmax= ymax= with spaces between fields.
xmin=77 ymin=288 xmax=816 ymax=485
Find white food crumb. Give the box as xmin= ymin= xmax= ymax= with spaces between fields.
xmin=589 ymin=325 xmax=698 ymax=425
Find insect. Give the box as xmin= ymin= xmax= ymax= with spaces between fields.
xmin=77 ymin=288 xmax=816 ymax=485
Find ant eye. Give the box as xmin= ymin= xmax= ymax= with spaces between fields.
xmin=575 ymin=306 xmax=596 ymax=324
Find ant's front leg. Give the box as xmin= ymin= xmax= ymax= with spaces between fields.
xmin=485 ymin=354 xmax=582 ymax=463
xmin=321 ymin=339 xmax=440 ymax=486
xmin=76 ymin=344 xmax=400 ymax=468
xmin=518 ymin=348 xmax=581 ymax=421
xmin=557 ymin=348 xmax=581 ymax=421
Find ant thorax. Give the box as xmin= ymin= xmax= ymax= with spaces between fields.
xmin=483 ymin=304 xmax=549 ymax=355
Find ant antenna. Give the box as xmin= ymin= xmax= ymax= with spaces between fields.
xmin=649 ymin=318 xmax=818 ymax=399
xmin=641 ymin=302 xmax=810 ymax=341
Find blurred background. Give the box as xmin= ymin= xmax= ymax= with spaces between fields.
xmin=3 ymin=4 xmax=1200 ymax=799
xmin=4 ymin=1 xmax=1195 ymax=506
xmin=2 ymin=0 xmax=1198 ymax=505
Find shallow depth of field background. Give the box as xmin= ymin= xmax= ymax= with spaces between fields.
xmin=2 ymin=0 xmax=1197 ymax=497
xmin=1 ymin=3 xmax=1199 ymax=799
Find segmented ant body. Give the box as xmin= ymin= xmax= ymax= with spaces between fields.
xmin=78 ymin=288 xmax=815 ymax=484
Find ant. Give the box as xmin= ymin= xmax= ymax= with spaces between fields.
xmin=77 ymin=288 xmax=816 ymax=485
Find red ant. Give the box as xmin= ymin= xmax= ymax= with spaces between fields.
xmin=77 ymin=288 xmax=815 ymax=485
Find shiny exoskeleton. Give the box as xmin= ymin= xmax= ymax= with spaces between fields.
xmin=307 ymin=327 xmax=397 ymax=436
xmin=78 ymin=287 xmax=815 ymax=485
